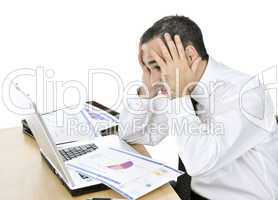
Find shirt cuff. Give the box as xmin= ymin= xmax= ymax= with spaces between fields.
xmin=124 ymin=95 xmax=150 ymax=114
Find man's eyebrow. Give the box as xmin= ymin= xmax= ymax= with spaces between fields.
xmin=148 ymin=60 xmax=157 ymax=65
xmin=147 ymin=60 xmax=161 ymax=70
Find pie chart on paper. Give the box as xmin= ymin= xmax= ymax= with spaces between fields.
xmin=107 ymin=161 xmax=134 ymax=170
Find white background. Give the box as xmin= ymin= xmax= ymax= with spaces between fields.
xmin=1 ymin=0 xmax=278 ymax=167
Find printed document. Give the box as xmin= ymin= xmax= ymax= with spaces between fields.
xmin=67 ymin=147 xmax=183 ymax=199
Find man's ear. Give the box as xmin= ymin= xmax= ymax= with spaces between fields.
xmin=185 ymin=45 xmax=199 ymax=66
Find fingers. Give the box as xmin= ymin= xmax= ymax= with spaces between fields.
xmin=138 ymin=48 xmax=145 ymax=67
xmin=164 ymin=33 xmax=179 ymax=61
xmin=191 ymin=57 xmax=202 ymax=73
xmin=174 ymin=35 xmax=186 ymax=59
xmin=142 ymin=65 xmax=150 ymax=74
xmin=140 ymin=44 xmax=153 ymax=71
xmin=138 ymin=46 xmax=151 ymax=76
xmin=157 ymin=38 xmax=172 ymax=63
xmin=149 ymin=49 xmax=167 ymax=75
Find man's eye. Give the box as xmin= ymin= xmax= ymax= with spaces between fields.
xmin=152 ymin=66 xmax=161 ymax=71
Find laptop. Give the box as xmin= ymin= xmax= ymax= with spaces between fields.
xmin=12 ymin=83 xmax=136 ymax=196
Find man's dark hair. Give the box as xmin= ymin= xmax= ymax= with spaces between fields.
xmin=140 ymin=15 xmax=209 ymax=60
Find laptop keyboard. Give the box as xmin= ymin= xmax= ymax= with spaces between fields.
xmin=59 ymin=143 xmax=98 ymax=161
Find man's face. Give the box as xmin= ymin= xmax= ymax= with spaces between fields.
xmin=140 ymin=38 xmax=163 ymax=83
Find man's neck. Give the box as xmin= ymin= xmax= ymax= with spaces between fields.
xmin=188 ymin=58 xmax=208 ymax=95
xmin=196 ymin=59 xmax=208 ymax=83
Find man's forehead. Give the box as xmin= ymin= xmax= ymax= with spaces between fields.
xmin=141 ymin=38 xmax=163 ymax=63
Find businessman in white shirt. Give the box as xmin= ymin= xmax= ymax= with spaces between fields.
xmin=119 ymin=16 xmax=278 ymax=200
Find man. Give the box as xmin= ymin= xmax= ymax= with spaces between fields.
xmin=119 ymin=15 xmax=278 ymax=200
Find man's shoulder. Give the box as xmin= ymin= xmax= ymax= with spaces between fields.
xmin=216 ymin=60 xmax=250 ymax=82
xmin=210 ymin=59 xmax=266 ymax=102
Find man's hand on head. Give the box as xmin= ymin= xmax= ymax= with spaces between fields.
xmin=149 ymin=33 xmax=201 ymax=98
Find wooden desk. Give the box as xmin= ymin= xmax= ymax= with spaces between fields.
xmin=0 ymin=127 xmax=180 ymax=200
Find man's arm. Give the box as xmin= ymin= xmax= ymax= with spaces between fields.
xmin=168 ymin=83 xmax=276 ymax=176
xmin=119 ymin=93 xmax=169 ymax=146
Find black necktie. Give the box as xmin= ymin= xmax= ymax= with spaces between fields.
xmin=175 ymin=98 xmax=199 ymax=200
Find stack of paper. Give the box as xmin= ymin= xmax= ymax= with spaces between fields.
xmin=66 ymin=147 xmax=183 ymax=200
xmin=41 ymin=103 xmax=119 ymax=144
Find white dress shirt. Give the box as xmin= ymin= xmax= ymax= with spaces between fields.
xmin=119 ymin=57 xmax=278 ymax=200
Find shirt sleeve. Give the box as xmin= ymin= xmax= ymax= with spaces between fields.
xmin=119 ymin=93 xmax=169 ymax=146
xmin=169 ymin=84 xmax=276 ymax=177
